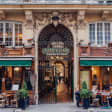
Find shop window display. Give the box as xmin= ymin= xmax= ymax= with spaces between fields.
xmin=91 ymin=66 xmax=110 ymax=91
xmin=101 ymin=67 xmax=110 ymax=90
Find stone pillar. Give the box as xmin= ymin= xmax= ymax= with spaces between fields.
xmin=70 ymin=27 xmax=79 ymax=104
xmin=34 ymin=23 xmax=48 ymax=104
xmin=23 ymin=10 xmax=34 ymax=46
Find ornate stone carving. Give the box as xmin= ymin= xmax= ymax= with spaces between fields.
xmin=0 ymin=10 xmax=5 ymax=20
xmin=35 ymin=13 xmax=49 ymax=29
xmin=60 ymin=13 xmax=76 ymax=28
xmin=76 ymin=10 xmax=87 ymax=30
xmin=25 ymin=10 xmax=34 ymax=29
xmin=101 ymin=10 xmax=109 ymax=20
xmin=35 ymin=12 xmax=77 ymax=29
xmin=51 ymin=12 xmax=59 ymax=27
xmin=77 ymin=10 xmax=85 ymax=21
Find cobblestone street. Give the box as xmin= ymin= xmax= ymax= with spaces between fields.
xmin=0 ymin=103 xmax=112 ymax=112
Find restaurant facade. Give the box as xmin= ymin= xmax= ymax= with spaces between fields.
xmin=0 ymin=0 xmax=112 ymax=105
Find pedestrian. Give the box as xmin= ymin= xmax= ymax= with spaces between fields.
xmin=75 ymin=88 xmax=80 ymax=107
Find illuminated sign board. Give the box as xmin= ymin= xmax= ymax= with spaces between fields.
xmin=42 ymin=48 xmax=69 ymax=55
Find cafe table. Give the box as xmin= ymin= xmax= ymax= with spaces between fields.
xmin=101 ymin=92 xmax=110 ymax=107
xmin=1 ymin=93 xmax=12 ymax=107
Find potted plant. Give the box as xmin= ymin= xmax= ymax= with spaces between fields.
xmin=80 ymin=81 xmax=91 ymax=109
xmin=17 ymin=82 xmax=29 ymax=110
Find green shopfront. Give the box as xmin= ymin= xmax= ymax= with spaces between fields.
xmin=0 ymin=57 xmax=33 ymax=100
xmin=80 ymin=57 xmax=112 ymax=91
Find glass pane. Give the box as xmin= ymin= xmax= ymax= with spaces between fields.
xmin=97 ymin=23 xmax=103 ymax=45
xmin=105 ymin=23 xmax=110 ymax=45
xmin=15 ymin=23 xmax=22 ymax=46
xmin=0 ymin=23 xmax=3 ymax=44
xmin=89 ymin=24 xmax=95 ymax=45
xmin=101 ymin=67 xmax=109 ymax=90
xmin=13 ymin=67 xmax=22 ymax=88
xmin=5 ymin=23 xmax=13 ymax=46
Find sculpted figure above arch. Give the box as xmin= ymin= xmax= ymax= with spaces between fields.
xmin=35 ymin=11 xmax=87 ymax=31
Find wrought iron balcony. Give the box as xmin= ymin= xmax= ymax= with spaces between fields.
xmin=0 ymin=0 xmax=111 ymax=5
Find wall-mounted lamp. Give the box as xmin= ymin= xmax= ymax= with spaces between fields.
xmin=52 ymin=16 xmax=59 ymax=27
xmin=107 ymin=67 xmax=110 ymax=71
xmin=92 ymin=67 xmax=94 ymax=71
xmin=14 ymin=67 xmax=20 ymax=72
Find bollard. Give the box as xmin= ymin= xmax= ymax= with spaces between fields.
xmin=88 ymin=108 xmax=94 ymax=112
xmin=13 ymin=109 xmax=22 ymax=112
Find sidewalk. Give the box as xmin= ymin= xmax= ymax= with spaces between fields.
xmin=0 ymin=103 xmax=112 ymax=112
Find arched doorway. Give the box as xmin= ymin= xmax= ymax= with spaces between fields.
xmin=38 ymin=24 xmax=74 ymax=104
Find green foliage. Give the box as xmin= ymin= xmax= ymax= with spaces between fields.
xmin=17 ymin=82 xmax=28 ymax=99
xmin=82 ymin=81 xmax=87 ymax=89
xmin=22 ymin=82 xmax=27 ymax=90
xmin=80 ymin=81 xmax=91 ymax=98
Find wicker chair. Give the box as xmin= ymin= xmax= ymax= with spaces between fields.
xmin=10 ymin=94 xmax=17 ymax=108
xmin=0 ymin=95 xmax=5 ymax=107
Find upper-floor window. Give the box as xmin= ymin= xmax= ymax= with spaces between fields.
xmin=0 ymin=21 xmax=23 ymax=47
xmin=89 ymin=22 xmax=111 ymax=46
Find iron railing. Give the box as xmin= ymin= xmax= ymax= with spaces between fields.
xmin=0 ymin=0 xmax=112 ymax=5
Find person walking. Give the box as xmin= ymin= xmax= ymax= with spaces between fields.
xmin=75 ymin=88 xmax=80 ymax=107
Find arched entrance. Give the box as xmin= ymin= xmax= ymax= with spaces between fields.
xmin=38 ymin=24 xmax=74 ymax=104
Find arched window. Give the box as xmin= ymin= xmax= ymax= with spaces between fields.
xmin=0 ymin=21 xmax=23 ymax=47
xmin=89 ymin=22 xmax=111 ymax=46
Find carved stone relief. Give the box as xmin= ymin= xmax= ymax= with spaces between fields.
xmin=35 ymin=13 xmax=49 ymax=29
xmin=101 ymin=10 xmax=109 ymax=20
xmin=76 ymin=10 xmax=87 ymax=30
xmin=25 ymin=10 xmax=34 ymax=29
xmin=35 ymin=12 xmax=76 ymax=30
xmin=0 ymin=10 xmax=5 ymax=20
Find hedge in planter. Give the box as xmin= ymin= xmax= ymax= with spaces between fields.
xmin=17 ymin=82 xmax=29 ymax=110
xmin=80 ymin=81 xmax=91 ymax=109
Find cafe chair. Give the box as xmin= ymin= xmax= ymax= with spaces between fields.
xmin=0 ymin=95 xmax=5 ymax=108
xmin=10 ymin=94 xmax=17 ymax=108
xmin=92 ymin=98 xmax=100 ymax=107
xmin=102 ymin=96 xmax=111 ymax=109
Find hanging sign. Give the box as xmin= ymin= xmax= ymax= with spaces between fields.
xmin=42 ymin=48 xmax=70 ymax=55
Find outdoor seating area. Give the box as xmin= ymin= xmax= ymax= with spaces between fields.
xmin=76 ymin=82 xmax=112 ymax=109
xmin=90 ymin=91 xmax=112 ymax=107
xmin=0 ymin=92 xmax=17 ymax=108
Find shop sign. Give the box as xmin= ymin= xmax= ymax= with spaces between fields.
xmin=42 ymin=48 xmax=70 ymax=55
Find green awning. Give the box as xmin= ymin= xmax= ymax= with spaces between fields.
xmin=80 ymin=60 xmax=112 ymax=66
xmin=0 ymin=60 xmax=32 ymax=66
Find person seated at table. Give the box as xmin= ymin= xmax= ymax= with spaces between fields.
xmin=96 ymin=93 xmax=102 ymax=106
xmin=109 ymin=95 xmax=112 ymax=106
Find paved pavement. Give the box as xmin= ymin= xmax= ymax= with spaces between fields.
xmin=0 ymin=103 xmax=112 ymax=112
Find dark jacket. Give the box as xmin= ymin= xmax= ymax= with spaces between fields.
xmin=75 ymin=91 xmax=80 ymax=102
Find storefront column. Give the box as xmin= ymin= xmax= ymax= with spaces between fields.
xmin=79 ymin=60 xmax=80 ymax=90
xmin=99 ymin=67 xmax=102 ymax=90
xmin=89 ymin=67 xmax=92 ymax=90
xmin=34 ymin=29 xmax=39 ymax=104
xmin=1 ymin=77 xmax=5 ymax=92
xmin=2 ymin=67 xmax=5 ymax=92
xmin=35 ymin=24 xmax=48 ymax=104
xmin=109 ymin=67 xmax=112 ymax=85
xmin=69 ymin=26 xmax=79 ymax=104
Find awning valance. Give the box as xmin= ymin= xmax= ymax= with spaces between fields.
xmin=0 ymin=60 xmax=32 ymax=66
xmin=80 ymin=60 xmax=112 ymax=66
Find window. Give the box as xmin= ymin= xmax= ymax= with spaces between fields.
xmin=89 ymin=22 xmax=111 ymax=46
xmin=0 ymin=22 xmax=23 ymax=47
